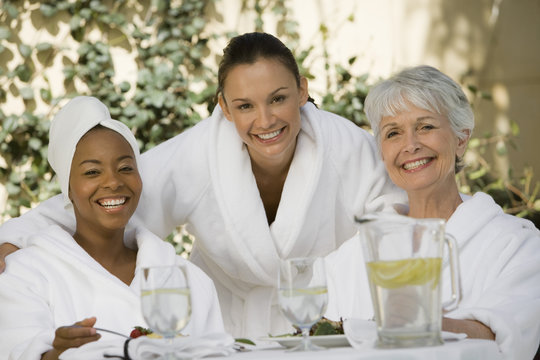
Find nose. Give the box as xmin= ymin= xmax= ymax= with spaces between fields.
xmin=101 ymin=170 xmax=123 ymax=190
xmin=403 ymin=131 xmax=421 ymax=153
xmin=255 ymin=105 xmax=275 ymax=130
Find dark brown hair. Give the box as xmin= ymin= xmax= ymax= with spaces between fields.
xmin=216 ymin=32 xmax=314 ymax=104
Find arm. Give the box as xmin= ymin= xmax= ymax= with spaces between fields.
xmin=445 ymin=217 xmax=540 ymax=359
xmin=0 ymin=242 xmax=19 ymax=272
xmin=133 ymin=120 xmax=211 ymax=239
xmin=0 ymin=194 xmax=75 ymax=249
xmin=442 ymin=317 xmax=495 ymax=340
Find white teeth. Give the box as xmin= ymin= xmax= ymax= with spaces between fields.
xmin=403 ymin=159 xmax=430 ymax=170
xmin=99 ymin=198 xmax=126 ymax=208
xmin=257 ymin=129 xmax=281 ymax=140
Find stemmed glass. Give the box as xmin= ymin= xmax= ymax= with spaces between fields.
xmin=278 ymin=257 xmax=328 ymax=351
xmin=140 ymin=264 xmax=192 ymax=359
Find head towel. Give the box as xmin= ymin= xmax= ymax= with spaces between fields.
xmin=47 ymin=96 xmax=140 ymax=209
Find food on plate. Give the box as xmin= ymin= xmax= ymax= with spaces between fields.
xmin=292 ymin=317 xmax=344 ymax=336
xmin=130 ymin=326 xmax=154 ymax=338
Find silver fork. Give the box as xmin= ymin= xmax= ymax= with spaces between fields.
xmin=94 ymin=327 xmax=129 ymax=339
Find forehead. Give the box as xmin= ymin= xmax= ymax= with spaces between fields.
xmin=73 ymin=127 xmax=134 ymax=159
xmin=381 ymin=104 xmax=439 ymax=123
xmin=224 ymin=58 xmax=296 ymax=89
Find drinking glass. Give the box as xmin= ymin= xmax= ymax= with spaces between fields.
xmin=278 ymin=257 xmax=328 ymax=351
xmin=140 ymin=264 xmax=192 ymax=359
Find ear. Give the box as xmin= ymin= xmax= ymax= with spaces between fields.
xmin=298 ymin=76 xmax=309 ymax=107
xmin=456 ymin=129 xmax=470 ymax=157
xmin=218 ymin=94 xmax=233 ymax=122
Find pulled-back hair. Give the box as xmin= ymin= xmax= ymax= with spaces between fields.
xmin=216 ymin=32 xmax=313 ymax=103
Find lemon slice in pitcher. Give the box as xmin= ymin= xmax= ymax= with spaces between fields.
xmin=367 ymin=258 xmax=441 ymax=289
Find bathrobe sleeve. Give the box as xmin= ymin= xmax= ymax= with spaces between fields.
xmin=129 ymin=119 xmax=213 ymax=240
xmin=0 ymin=194 xmax=75 ymax=248
xmin=0 ymin=250 xmax=56 ymax=360
xmin=444 ymin=193 xmax=540 ymax=360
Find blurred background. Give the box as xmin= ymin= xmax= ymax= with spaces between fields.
xmin=1 ymin=0 xmax=539 ymax=238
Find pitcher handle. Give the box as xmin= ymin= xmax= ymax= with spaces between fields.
xmin=442 ymin=233 xmax=461 ymax=311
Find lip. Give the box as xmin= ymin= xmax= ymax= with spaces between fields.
xmin=253 ymin=127 xmax=285 ymax=143
xmin=401 ymin=157 xmax=433 ymax=172
xmin=95 ymin=196 xmax=131 ymax=213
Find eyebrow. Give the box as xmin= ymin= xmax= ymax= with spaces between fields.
xmin=380 ymin=115 xmax=438 ymax=131
xmin=230 ymin=86 xmax=288 ymax=103
xmin=77 ymin=154 xmax=134 ymax=166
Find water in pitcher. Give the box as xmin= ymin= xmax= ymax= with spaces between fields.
xmin=366 ymin=257 xmax=443 ymax=348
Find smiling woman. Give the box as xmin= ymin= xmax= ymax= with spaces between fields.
xmin=0 ymin=96 xmax=225 ymax=360
xmin=325 ymin=65 xmax=540 ymax=360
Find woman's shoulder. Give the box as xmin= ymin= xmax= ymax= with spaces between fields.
xmin=454 ymin=192 xmax=539 ymax=242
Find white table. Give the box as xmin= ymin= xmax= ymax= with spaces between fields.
xmin=229 ymin=339 xmax=503 ymax=360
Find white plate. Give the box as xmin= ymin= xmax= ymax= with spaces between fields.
xmin=260 ymin=334 xmax=350 ymax=348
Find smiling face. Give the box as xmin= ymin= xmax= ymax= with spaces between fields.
xmin=218 ymin=58 xmax=308 ymax=167
xmin=379 ymin=103 xmax=468 ymax=194
xmin=69 ymin=127 xmax=142 ymax=235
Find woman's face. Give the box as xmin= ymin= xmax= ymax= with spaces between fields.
xmin=69 ymin=127 xmax=142 ymax=233
xmin=379 ymin=103 xmax=468 ymax=194
xmin=218 ymin=58 xmax=308 ymax=167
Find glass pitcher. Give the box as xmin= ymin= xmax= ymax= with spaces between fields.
xmin=356 ymin=213 xmax=461 ymax=348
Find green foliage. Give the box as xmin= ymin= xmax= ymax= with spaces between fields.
xmin=0 ymin=0 xmax=217 ymax=219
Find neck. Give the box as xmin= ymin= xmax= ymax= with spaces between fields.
xmin=407 ymin=181 xmax=462 ymax=220
xmin=73 ymin=226 xmax=131 ymax=266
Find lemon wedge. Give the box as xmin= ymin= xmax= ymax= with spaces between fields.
xmin=367 ymin=257 xmax=441 ymax=289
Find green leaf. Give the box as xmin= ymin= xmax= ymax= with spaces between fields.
xmin=468 ymin=138 xmax=481 ymax=149
xmin=14 ymin=64 xmax=32 ymax=82
xmin=19 ymin=44 xmax=32 ymax=58
xmin=20 ymin=87 xmax=34 ymax=100
xmin=40 ymin=4 xmax=58 ymax=17
xmin=40 ymin=88 xmax=52 ymax=102
xmin=6 ymin=182 xmax=21 ymax=195
xmin=510 ymin=121 xmax=520 ymax=137
xmin=5 ymin=3 xmax=19 ymax=18
xmin=29 ymin=138 xmax=42 ymax=150
xmin=234 ymin=338 xmax=255 ymax=346
xmin=36 ymin=42 xmax=53 ymax=52
xmin=468 ymin=168 xmax=487 ymax=180
xmin=0 ymin=27 xmax=11 ymax=40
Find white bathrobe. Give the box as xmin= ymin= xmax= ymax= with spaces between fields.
xmin=0 ymin=103 xmax=402 ymax=338
xmin=325 ymin=192 xmax=540 ymax=360
xmin=0 ymin=225 xmax=224 ymax=360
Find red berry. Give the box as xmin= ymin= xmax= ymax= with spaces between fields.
xmin=130 ymin=326 xmax=153 ymax=338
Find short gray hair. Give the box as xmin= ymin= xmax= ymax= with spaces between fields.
xmin=364 ymin=65 xmax=474 ymax=172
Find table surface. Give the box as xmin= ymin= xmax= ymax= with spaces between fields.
xmin=229 ymin=338 xmax=503 ymax=360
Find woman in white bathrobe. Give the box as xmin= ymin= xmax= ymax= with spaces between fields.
xmin=0 ymin=97 xmax=224 ymax=360
xmin=0 ymin=33 xmax=402 ymax=338
xmin=325 ymin=65 xmax=540 ymax=360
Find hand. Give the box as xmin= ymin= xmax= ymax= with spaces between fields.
xmin=442 ymin=317 xmax=495 ymax=340
xmin=41 ymin=317 xmax=101 ymax=360
xmin=0 ymin=243 xmax=19 ymax=273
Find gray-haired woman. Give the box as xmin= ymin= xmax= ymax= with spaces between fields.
xmin=326 ymin=65 xmax=540 ymax=359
